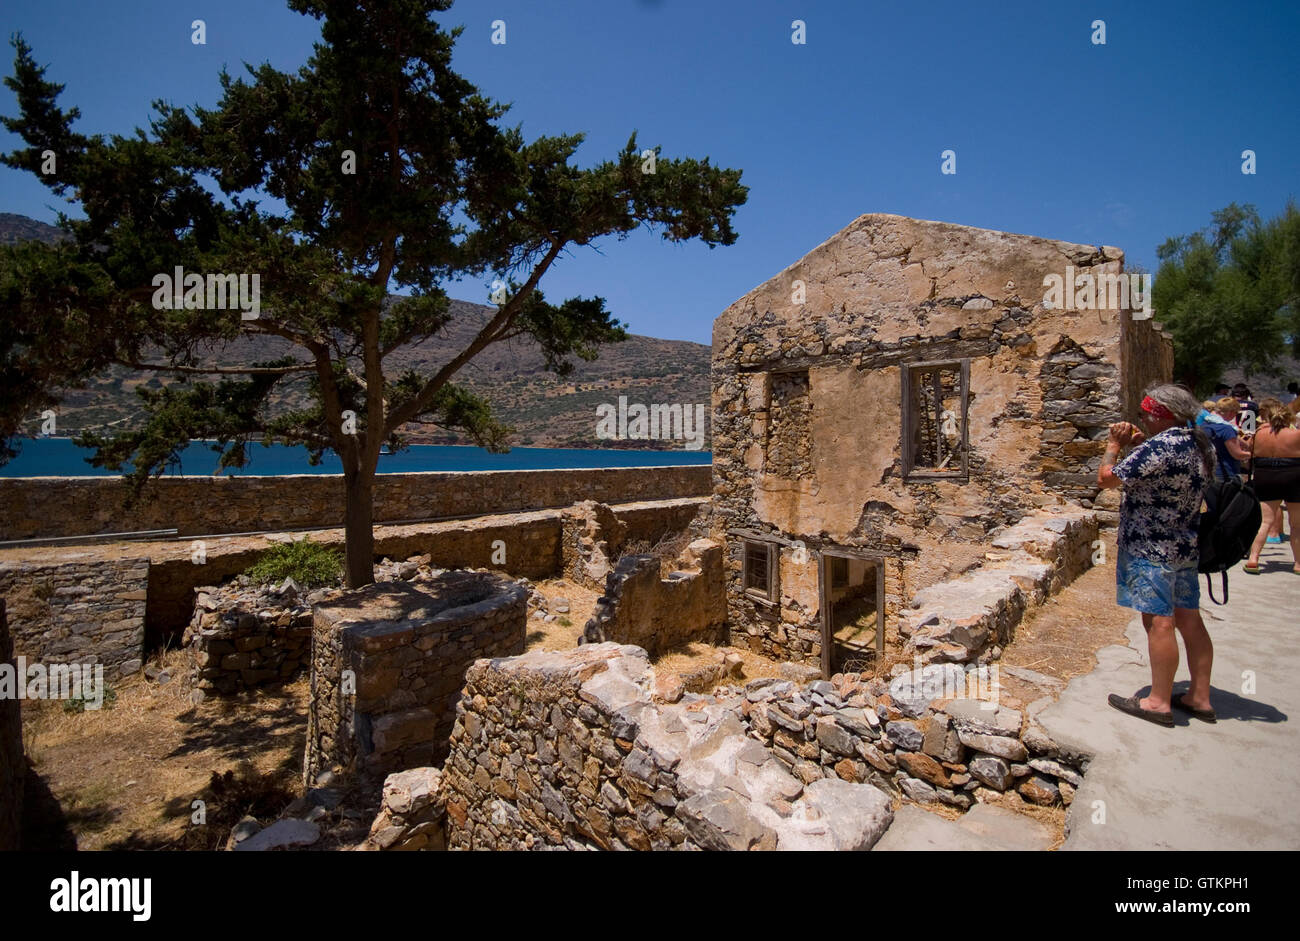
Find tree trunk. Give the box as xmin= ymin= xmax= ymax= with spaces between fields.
xmin=343 ymin=465 xmax=376 ymax=588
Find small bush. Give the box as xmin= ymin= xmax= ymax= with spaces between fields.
xmin=62 ymin=685 xmax=116 ymax=714
xmin=245 ymin=539 xmax=343 ymax=588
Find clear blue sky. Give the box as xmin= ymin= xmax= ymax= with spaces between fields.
xmin=2 ymin=0 xmax=1297 ymax=345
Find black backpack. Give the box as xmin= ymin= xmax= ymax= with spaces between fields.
xmin=1198 ymin=461 xmax=1262 ymax=604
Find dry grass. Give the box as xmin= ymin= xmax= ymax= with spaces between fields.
xmin=997 ymin=530 xmax=1132 ymax=705
xmin=651 ymin=642 xmax=785 ymax=687
xmin=20 ymin=645 xmax=308 ymax=850
xmin=523 ymin=577 xmax=601 ymax=651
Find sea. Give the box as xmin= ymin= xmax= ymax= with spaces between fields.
xmin=0 ymin=437 xmax=712 ymax=478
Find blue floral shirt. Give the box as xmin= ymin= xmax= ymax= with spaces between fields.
xmin=1113 ymin=427 xmax=1207 ymax=567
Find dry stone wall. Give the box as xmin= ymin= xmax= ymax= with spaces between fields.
xmin=580 ymin=538 xmax=726 ymax=656
xmin=738 ymin=665 xmax=1089 ymax=811
xmin=902 ymin=506 xmax=1100 ymax=664
xmin=438 ymin=643 xmax=895 ymax=850
xmin=0 ymin=465 xmax=711 ymax=541
xmin=305 ymin=571 xmax=527 ymax=787
xmin=0 ymin=557 xmax=148 ymax=680
xmin=0 ymin=600 xmax=24 ymax=850
xmin=184 ymin=580 xmax=314 ymax=693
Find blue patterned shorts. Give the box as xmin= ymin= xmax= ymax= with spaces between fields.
xmin=1116 ymin=549 xmax=1200 ymax=617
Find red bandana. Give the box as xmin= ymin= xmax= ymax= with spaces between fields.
xmin=1141 ymin=396 xmax=1175 ymax=421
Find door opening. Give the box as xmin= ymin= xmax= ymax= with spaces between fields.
xmin=819 ymin=548 xmax=886 ymax=677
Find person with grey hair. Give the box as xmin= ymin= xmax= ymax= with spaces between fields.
xmin=1097 ymin=383 xmax=1217 ymax=725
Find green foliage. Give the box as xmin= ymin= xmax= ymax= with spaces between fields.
xmin=245 ymin=539 xmax=343 ymax=588
xmin=1153 ymin=202 xmax=1300 ymax=394
xmin=62 ymin=684 xmax=116 ymax=714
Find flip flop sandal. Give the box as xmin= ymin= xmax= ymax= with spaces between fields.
xmin=1242 ymin=564 xmax=1261 ymax=574
xmin=1107 ymin=693 xmax=1175 ymax=727
xmin=1172 ymin=694 xmax=1217 ymax=723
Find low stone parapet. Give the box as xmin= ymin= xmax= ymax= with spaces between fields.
xmin=580 ymin=538 xmax=726 ymax=656
xmin=437 ymin=643 xmax=894 ymax=851
xmin=304 ymin=570 xmax=527 ymax=787
xmin=902 ymin=506 xmax=1100 ymax=664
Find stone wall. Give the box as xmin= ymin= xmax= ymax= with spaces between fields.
xmin=902 ymin=506 xmax=1101 ymax=664
xmin=38 ymin=496 xmax=700 ymax=651
xmin=1121 ymin=309 xmax=1176 ymax=421
xmin=438 ymin=643 xmax=894 ymax=850
xmin=0 ymin=600 xmax=24 ymax=850
xmin=184 ymin=581 xmax=314 ymax=694
xmin=0 ymin=464 xmax=712 ymax=541
xmin=581 ymin=539 xmax=726 ymax=656
xmin=739 ymin=664 xmax=1089 ymax=811
xmin=305 ymin=571 xmax=527 ymax=787
xmin=0 ymin=557 xmax=148 ymax=680
xmin=710 ymin=214 xmax=1171 ymax=659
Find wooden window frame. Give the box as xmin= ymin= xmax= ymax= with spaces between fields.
xmin=741 ymin=538 xmax=779 ymax=605
xmin=901 ymin=358 xmax=971 ymax=480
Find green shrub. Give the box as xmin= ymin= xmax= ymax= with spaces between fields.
xmin=245 ymin=539 xmax=343 ymax=588
xmin=62 ymin=685 xmax=116 ymax=714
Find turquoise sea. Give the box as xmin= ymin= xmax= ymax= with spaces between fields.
xmin=0 ymin=437 xmax=712 ymax=477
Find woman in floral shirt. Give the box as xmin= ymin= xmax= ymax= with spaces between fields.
xmin=1097 ymin=384 xmax=1217 ymax=726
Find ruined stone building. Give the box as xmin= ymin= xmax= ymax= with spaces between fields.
xmin=709 ymin=214 xmax=1172 ymax=675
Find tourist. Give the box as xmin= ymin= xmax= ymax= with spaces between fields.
xmin=1202 ymin=397 xmax=1251 ymax=480
xmin=1232 ymin=383 xmax=1260 ymax=433
xmin=1098 ymin=384 xmax=1216 ymax=726
xmin=1214 ymin=383 xmax=1232 ymax=397
xmin=1243 ymin=398 xmax=1300 ymax=575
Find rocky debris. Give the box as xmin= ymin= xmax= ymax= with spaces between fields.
xmin=361 ymin=767 xmax=447 ymax=851
xmin=232 ymin=818 xmax=320 ymax=852
xmin=733 ymin=667 xmax=1087 ymax=816
xmin=1018 ymin=774 xmax=1061 ymax=806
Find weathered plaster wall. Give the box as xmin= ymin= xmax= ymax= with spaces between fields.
xmin=711 ymin=214 xmax=1172 ymax=659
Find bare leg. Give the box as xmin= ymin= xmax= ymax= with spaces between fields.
xmin=1174 ymin=607 xmax=1213 ymax=710
xmin=1269 ymin=504 xmax=1284 ymax=539
xmin=1248 ymin=501 xmax=1278 ymax=567
xmin=1139 ymin=612 xmax=1177 ymax=713
xmin=1289 ymin=502 xmax=1300 ymax=573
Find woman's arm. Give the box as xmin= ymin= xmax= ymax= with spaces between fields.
xmin=1098 ymin=422 xmax=1139 ymax=490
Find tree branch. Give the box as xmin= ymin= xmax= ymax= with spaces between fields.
xmin=384 ymin=239 xmax=564 ymax=434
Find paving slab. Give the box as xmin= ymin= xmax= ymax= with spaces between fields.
xmin=873 ymin=803 xmax=1053 ymax=851
xmin=1039 ymin=542 xmax=1300 ymax=850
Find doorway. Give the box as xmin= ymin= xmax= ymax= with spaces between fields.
xmin=818 ymin=548 xmax=886 ymax=677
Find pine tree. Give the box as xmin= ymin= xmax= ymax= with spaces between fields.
xmin=1 ymin=0 xmax=747 ymax=586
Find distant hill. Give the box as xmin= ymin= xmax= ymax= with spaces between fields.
xmin=3 ymin=212 xmax=711 ymax=450
xmin=0 ymin=212 xmax=66 ymax=245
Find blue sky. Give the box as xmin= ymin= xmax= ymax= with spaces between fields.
xmin=2 ymin=0 xmax=1297 ymax=345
